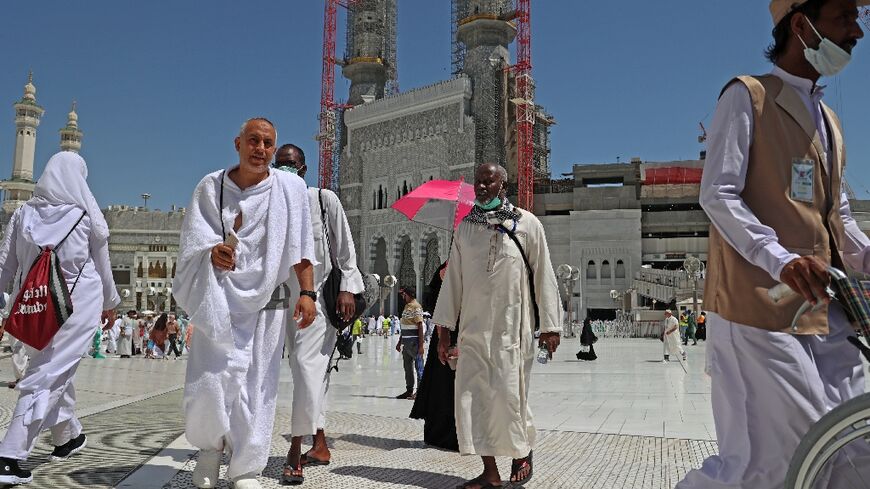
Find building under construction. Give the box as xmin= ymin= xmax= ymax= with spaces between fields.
xmin=327 ymin=0 xmax=554 ymax=311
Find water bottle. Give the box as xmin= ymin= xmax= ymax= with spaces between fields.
xmin=536 ymin=345 xmax=550 ymax=365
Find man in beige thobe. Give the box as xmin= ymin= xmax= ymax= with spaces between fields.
xmin=435 ymin=163 xmax=562 ymax=489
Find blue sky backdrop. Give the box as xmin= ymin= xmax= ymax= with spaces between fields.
xmin=1 ymin=1 xmax=869 ymax=209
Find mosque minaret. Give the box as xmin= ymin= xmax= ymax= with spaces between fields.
xmin=59 ymin=101 xmax=82 ymax=153
xmin=3 ymin=72 xmax=44 ymax=213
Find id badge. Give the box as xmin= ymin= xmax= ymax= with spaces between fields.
xmin=791 ymin=159 xmax=814 ymax=203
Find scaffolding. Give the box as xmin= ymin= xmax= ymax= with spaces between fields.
xmin=333 ymin=107 xmax=346 ymax=190
xmin=344 ymin=0 xmax=397 ymax=94
xmin=384 ymin=0 xmax=399 ymax=95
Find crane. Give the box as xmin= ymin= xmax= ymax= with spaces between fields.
xmin=512 ymin=0 xmax=535 ymax=211
xmin=317 ymin=0 xmax=359 ymax=191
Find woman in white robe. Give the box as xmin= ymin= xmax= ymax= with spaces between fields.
xmin=0 ymin=151 xmax=119 ymax=484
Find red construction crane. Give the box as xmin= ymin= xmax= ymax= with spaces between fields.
xmin=512 ymin=0 xmax=535 ymax=211
xmin=318 ymin=0 xmax=358 ymax=190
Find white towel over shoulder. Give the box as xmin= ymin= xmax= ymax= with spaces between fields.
xmin=173 ymin=168 xmax=315 ymax=349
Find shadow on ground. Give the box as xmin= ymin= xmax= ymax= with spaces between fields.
xmin=331 ymin=465 xmax=465 ymax=488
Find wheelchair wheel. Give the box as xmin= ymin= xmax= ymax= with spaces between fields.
xmin=785 ymin=392 xmax=870 ymax=489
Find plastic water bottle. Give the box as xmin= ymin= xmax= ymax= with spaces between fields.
xmin=536 ymin=345 xmax=550 ymax=365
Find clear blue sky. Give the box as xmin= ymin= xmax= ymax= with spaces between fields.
xmin=2 ymin=1 xmax=870 ymax=210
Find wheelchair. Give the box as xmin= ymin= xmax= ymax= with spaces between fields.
xmin=770 ymin=268 xmax=870 ymax=489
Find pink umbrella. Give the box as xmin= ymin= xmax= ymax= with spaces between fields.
xmin=391 ymin=179 xmax=475 ymax=230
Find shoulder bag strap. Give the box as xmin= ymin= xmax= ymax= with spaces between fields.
xmin=498 ymin=223 xmax=539 ymax=331
xmin=52 ymin=210 xmax=89 ymax=295
xmin=55 ymin=211 xmax=88 ymax=250
xmin=318 ymin=189 xmax=339 ymax=267
xmin=219 ymin=170 xmax=226 ymax=240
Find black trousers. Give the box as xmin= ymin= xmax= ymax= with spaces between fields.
xmin=167 ymin=334 xmax=182 ymax=357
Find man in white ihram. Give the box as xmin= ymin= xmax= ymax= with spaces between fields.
xmin=271 ymin=143 xmax=364 ymax=485
xmin=174 ymin=118 xmax=317 ymax=489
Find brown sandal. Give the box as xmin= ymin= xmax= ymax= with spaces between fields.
xmin=281 ymin=462 xmax=304 ymax=485
xmin=300 ymin=450 xmax=330 ymax=467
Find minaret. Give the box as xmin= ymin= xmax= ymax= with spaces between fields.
xmin=3 ymin=72 xmax=44 ymax=213
xmin=457 ymin=0 xmax=516 ymax=166
xmin=59 ymin=101 xmax=83 ymax=153
xmin=342 ymin=0 xmax=389 ymax=106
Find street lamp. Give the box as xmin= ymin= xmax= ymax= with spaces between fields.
xmin=682 ymin=256 xmax=705 ymax=316
xmin=141 ymin=193 xmax=151 ymax=209
xmin=556 ymin=264 xmax=580 ymax=337
xmin=379 ymin=275 xmax=397 ymax=316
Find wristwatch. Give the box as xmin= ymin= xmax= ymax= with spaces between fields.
xmin=300 ymin=290 xmax=317 ymax=301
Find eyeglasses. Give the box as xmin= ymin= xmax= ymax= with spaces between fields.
xmin=275 ymin=160 xmax=304 ymax=167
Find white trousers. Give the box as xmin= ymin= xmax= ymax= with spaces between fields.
xmin=106 ymin=333 xmax=117 ymax=355
xmin=0 ymin=277 xmax=101 ymax=460
xmin=287 ymin=297 xmax=335 ymax=437
xmin=676 ymin=304 xmax=870 ymax=489
xmin=184 ymin=309 xmax=286 ymax=481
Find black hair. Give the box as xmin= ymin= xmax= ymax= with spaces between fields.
xmin=765 ymin=0 xmax=827 ymax=63
xmin=277 ymin=143 xmax=306 ymax=164
xmin=400 ymin=286 xmax=416 ymax=298
xmin=154 ymin=313 xmax=168 ymax=331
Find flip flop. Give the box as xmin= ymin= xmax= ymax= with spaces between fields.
xmin=281 ymin=462 xmax=304 ymax=486
xmin=300 ymin=450 xmax=330 ymax=467
xmin=509 ymin=451 xmax=533 ymax=486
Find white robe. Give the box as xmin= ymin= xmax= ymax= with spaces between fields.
xmin=0 ymin=204 xmax=119 ymax=460
xmin=106 ymin=318 xmax=121 ymax=354
xmin=174 ymin=167 xmax=313 ymax=480
xmin=433 ymin=211 xmax=562 ymax=458
xmin=662 ymin=316 xmax=684 ymax=359
xmin=286 ymin=188 xmax=364 ymax=437
xmin=116 ymin=317 xmax=133 ymax=356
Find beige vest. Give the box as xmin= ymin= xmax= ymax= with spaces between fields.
xmin=704 ymin=75 xmax=847 ymax=334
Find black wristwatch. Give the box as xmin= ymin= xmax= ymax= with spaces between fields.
xmin=300 ymin=290 xmax=317 ymax=301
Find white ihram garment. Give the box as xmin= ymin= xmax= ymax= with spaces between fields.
xmin=116 ymin=317 xmax=132 ymax=356
xmin=662 ymin=315 xmax=684 ymax=359
xmin=677 ymin=67 xmax=870 ymax=489
xmin=174 ymin=167 xmax=313 ymax=480
xmin=434 ymin=212 xmax=562 ymax=458
xmin=0 ymin=153 xmax=118 ymax=460
xmin=286 ymin=188 xmax=363 ymax=437
xmin=107 ymin=318 xmax=121 ymax=354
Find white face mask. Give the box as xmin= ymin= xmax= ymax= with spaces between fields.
xmin=798 ymin=19 xmax=852 ymax=77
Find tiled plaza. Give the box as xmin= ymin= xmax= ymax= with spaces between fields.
xmin=0 ymin=334 xmax=862 ymax=488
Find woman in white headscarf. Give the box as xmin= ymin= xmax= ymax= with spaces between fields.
xmin=0 ymin=151 xmax=119 ymax=485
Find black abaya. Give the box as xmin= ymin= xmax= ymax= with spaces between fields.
xmin=409 ymin=264 xmax=459 ymax=451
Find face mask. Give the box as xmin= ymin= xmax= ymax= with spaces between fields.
xmin=274 ymin=165 xmax=298 ymax=174
xmin=475 ymin=196 xmax=502 ymax=211
xmin=798 ymin=19 xmax=852 ymax=77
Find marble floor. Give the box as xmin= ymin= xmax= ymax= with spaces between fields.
xmin=0 ymin=334 xmax=864 ymax=488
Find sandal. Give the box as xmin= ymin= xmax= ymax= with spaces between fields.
xmin=455 ymin=475 xmax=502 ymax=489
xmin=300 ymin=450 xmax=330 ymax=467
xmin=509 ymin=451 xmax=533 ymax=486
xmin=281 ymin=462 xmax=304 ymax=486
